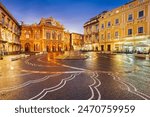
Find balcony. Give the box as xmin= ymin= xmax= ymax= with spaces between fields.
xmin=93 ymin=30 xmax=99 ymax=34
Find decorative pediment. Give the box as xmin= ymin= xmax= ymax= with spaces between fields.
xmin=39 ymin=17 xmax=63 ymax=28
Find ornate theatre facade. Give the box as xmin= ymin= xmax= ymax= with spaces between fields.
xmin=20 ymin=17 xmax=70 ymax=52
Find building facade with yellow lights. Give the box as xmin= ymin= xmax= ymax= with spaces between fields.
xmin=70 ymin=33 xmax=84 ymax=50
xmin=84 ymin=11 xmax=108 ymax=51
xmin=84 ymin=15 xmax=99 ymax=51
xmin=20 ymin=17 xmax=70 ymax=52
xmin=0 ymin=2 xmax=20 ymax=55
xmin=99 ymin=0 xmax=150 ymax=53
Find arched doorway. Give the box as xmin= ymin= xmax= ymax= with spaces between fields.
xmin=52 ymin=45 xmax=56 ymax=52
xmin=96 ymin=46 xmax=98 ymax=51
xmin=25 ymin=43 xmax=30 ymax=52
xmin=46 ymin=46 xmax=50 ymax=52
xmin=34 ymin=44 xmax=40 ymax=52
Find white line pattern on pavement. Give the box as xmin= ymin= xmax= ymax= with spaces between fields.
xmin=88 ymin=72 xmax=101 ymax=100
xmin=111 ymin=73 xmax=150 ymax=100
xmin=29 ymin=73 xmax=81 ymax=100
xmin=0 ymin=74 xmax=61 ymax=93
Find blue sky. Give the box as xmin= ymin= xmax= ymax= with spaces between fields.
xmin=2 ymin=0 xmax=131 ymax=33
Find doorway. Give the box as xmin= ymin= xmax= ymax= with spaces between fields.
xmin=25 ymin=43 xmax=30 ymax=52
xmin=107 ymin=45 xmax=111 ymax=51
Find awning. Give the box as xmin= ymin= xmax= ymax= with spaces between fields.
xmin=136 ymin=44 xmax=150 ymax=47
xmin=122 ymin=43 xmax=133 ymax=46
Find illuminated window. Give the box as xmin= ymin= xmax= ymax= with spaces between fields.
xmin=26 ymin=33 xmax=30 ymax=39
xmin=116 ymin=10 xmax=119 ymax=13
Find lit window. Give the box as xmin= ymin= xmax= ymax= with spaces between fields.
xmin=138 ymin=27 xmax=144 ymax=34
xmin=128 ymin=29 xmax=132 ymax=35
xmin=128 ymin=14 xmax=133 ymax=21
xmin=139 ymin=10 xmax=144 ymax=18
xmin=26 ymin=33 xmax=30 ymax=39
xmin=25 ymin=32 xmax=30 ymax=39
xmin=116 ymin=10 xmax=119 ymax=13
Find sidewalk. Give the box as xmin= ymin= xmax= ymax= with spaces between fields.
xmin=0 ymin=54 xmax=29 ymax=61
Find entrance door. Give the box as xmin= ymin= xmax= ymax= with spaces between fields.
xmin=25 ymin=43 xmax=30 ymax=52
xmin=101 ymin=45 xmax=104 ymax=51
xmin=107 ymin=45 xmax=111 ymax=51
xmin=46 ymin=46 xmax=49 ymax=52
xmin=52 ymin=46 xmax=56 ymax=52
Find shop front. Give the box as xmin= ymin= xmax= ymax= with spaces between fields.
xmin=135 ymin=43 xmax=150 ymax=54
xmin=122 ymin=43 xmax=134 ymax=53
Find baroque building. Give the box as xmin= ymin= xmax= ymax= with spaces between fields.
xmin=84 ymin=0 xmax=150 ymax=53
xmin=99 ymin=0 xmax=150 ymax=53
xmin=0 ymin=2 xmax=21 ymax=55
xmin=84 ymin=11 xmax=108 ymax=51
xmin=20 ymin=17 xmax=69 ymax=52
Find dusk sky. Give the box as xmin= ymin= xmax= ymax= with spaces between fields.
xmin=2 ymin=0 xmax=131 ymax=33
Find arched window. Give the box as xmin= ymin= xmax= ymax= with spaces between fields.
xmin=46 ymin=22 xmax=52 ymax=25
xmin=25 ymin=32 xmax=30 ymax=39
xmin=46 ymin=32 xmax=51 ymax=39
xmin=58 ymin=33 xmax=62 ymax=40
xmin=52 ymin=31 xmax=56 ymax=40
xmin=35 ymin=31 xmax=40 ymax=39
